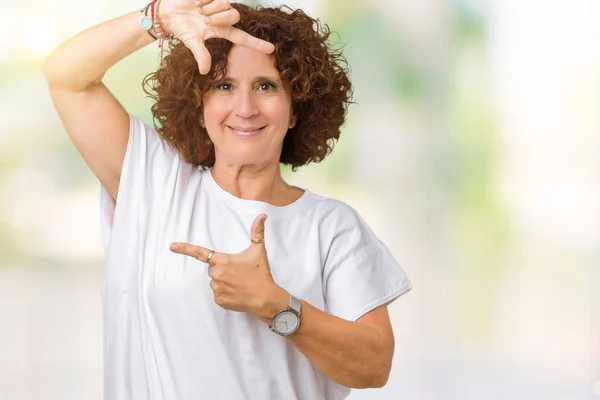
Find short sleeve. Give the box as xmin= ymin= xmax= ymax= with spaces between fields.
xmin=322 ymin=204 xmax=412 ymax=321
xmin=99 ymin=114 xmax=179 ymax=253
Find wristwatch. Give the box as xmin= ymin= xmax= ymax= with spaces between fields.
xmin=270 ymin=294 xmax=302 ymax=337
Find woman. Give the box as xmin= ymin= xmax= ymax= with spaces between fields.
xmin=43 ymin=1 xmax=411 ymax=399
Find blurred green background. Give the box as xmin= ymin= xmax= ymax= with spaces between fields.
xmin=1 ymin=0 xmax=599 ymax=398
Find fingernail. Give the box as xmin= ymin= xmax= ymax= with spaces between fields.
xmin=170 ymin=243 xmax=179 ymax=251
xmin=204 ymin=16 xmax=210 ymax=25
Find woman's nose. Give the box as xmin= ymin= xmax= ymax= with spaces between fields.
xmin=234 ymin=89 xmax=259 ymax=118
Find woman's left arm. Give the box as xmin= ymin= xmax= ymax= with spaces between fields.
xmin=170 ymin=214 xmax=398 ymax=389
xmin=259 ymin=288 xmax=396 ymax=389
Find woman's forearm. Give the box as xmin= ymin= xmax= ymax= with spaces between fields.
xmin=43 ymin=9 xmax=155 ymax=91
xmin=261 ymin=289 xmax=393 ymax=389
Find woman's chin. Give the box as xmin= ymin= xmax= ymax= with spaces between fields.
xmin=218 ymin=152 xmax=275 ymax=167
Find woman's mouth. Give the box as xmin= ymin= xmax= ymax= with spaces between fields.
xmin=227 ymin=125 xmax=266 ymax=138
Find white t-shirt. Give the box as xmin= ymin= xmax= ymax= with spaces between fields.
xmin=99 ymin=114 xmax=411 ymax=400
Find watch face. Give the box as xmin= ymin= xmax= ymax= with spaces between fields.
xmin=273 ymin=311 xmax=299 ymax=335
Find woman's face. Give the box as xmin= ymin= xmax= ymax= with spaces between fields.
xmin=202 ymin=44 xmax=296 ymax=167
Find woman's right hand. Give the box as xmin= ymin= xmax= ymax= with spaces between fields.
xmin=157 ymin=0 xmax=275 ymax=74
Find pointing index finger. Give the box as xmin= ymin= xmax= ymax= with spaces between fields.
xmin=170 ymin=242 xmax=223 ymax=265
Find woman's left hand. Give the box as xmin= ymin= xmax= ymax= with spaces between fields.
xmin=169 ymin=214 xmax=287 ymax=319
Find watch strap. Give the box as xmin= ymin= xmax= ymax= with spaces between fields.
xmin=289 ymin=294 xmax=302 ymax=315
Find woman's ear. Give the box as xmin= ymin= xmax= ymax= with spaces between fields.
xmin=289 ymin=115 xmax=297 ymax=129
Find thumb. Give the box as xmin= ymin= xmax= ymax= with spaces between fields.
xmin=250 ymin=214 xmax=267 ymax=246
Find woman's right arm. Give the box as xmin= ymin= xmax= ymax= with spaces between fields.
xmin=43 ymin=9 xmax=154 ymax=202
xmin=43 ymin=0 xmax=274 ymax=203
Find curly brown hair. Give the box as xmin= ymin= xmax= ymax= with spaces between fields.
xmin=143 ymin=3 xmax=353 ymax=169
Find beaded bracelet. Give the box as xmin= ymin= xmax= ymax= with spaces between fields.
xmin=140 ymin=0 xmax=176 ymax=67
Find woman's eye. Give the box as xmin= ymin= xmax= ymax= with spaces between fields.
xmin=258 ymin=82 xmax=276 ymax=91
xmin=216 ymin=83 xmax=232 ymax=91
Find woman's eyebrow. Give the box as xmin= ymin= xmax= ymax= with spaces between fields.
xmin=221 ymin=76 xmax=282 ymax=84
xmin=254 ymin=76 xmax=281 ymax=83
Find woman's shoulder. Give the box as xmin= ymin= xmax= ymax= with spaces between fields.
xmin=307 ymin=190 xmax=384 ymax=263
xmin=304 ymin=189 xmax=365 ymax=224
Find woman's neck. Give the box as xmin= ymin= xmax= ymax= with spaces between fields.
xmin=210 ymin=161 xmax=303 ymax=206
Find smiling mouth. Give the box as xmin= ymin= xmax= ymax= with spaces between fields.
xmin=227 ymin=125 xmax=266 ymax=137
